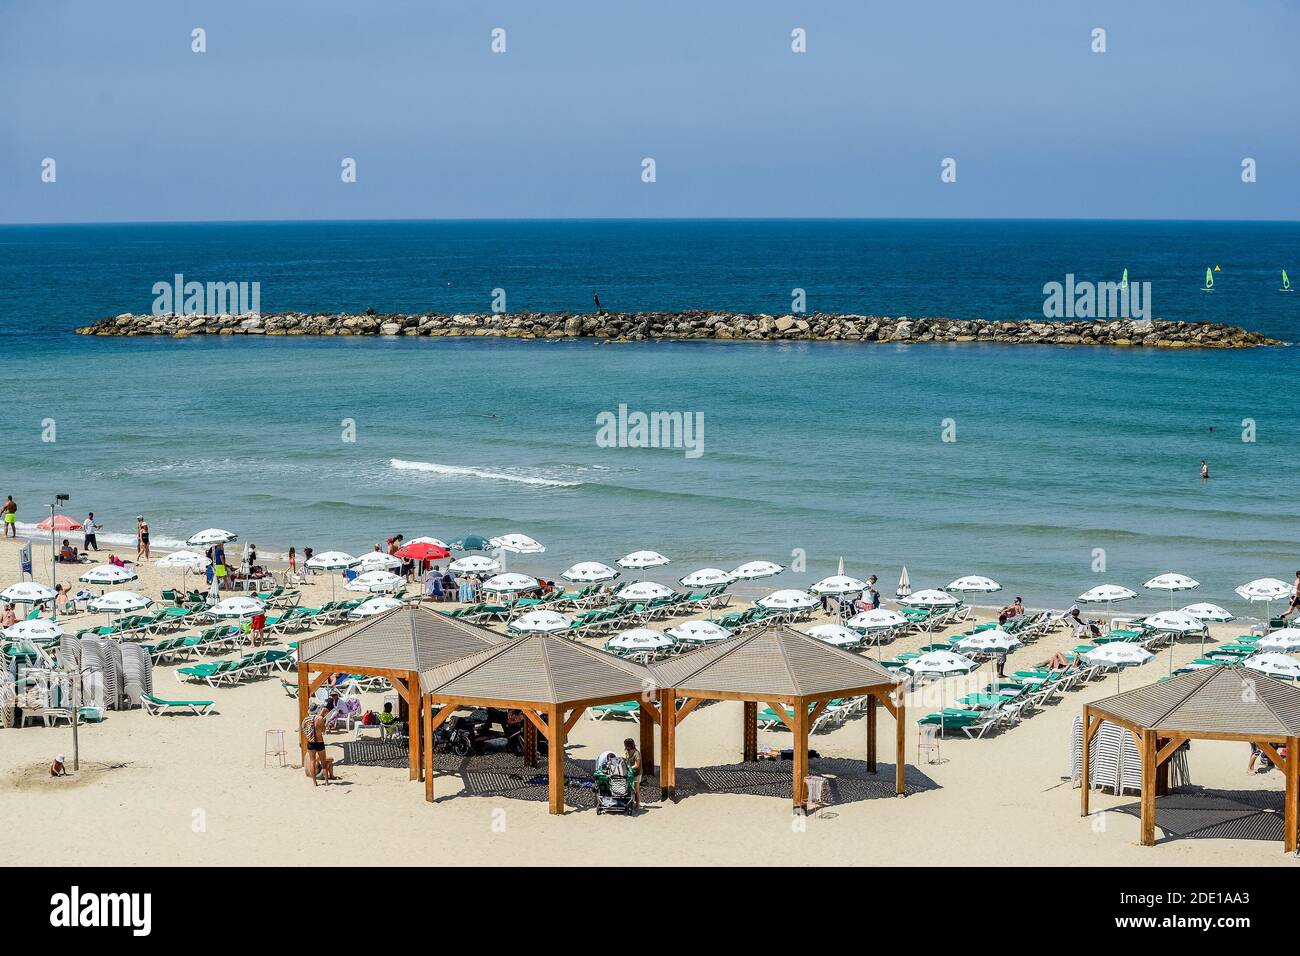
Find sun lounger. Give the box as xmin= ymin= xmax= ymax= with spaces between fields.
xmin=141 ymin=692 xmax=215 ymax=717
xmin=589 ymin=701 xmax=640 ymax=721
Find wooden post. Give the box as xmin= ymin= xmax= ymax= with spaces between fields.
xmin=547 ymin=705 xmax=566 ymax=815
xmin=639 ymin=704 xmax=655 ymax=776
xmin=866 ymin=695 xmax=878 ymax=772
xmin=1286 ymin=735 xmax=1299 ymax=854
xmin=1080 ymin=707 xmax=1091 ymax=816
xmin=894 ymin=691 xmax=906 ymax=796
xmin=1140 ymin=728 xmax=1157 ymax=846
xmin=1155 ymin=737 xmax=1170 ymax=797
xmin=659 ymin=688 xmax=676 ymax=800
xmin=742 ymin=701 xmax=757 ymax=762
xmin=424 ymin=694 xmax=434 ymax=803
xmin=523 ymin=716 xmax=537 ymax=768
xmin=407 ymin=672 xmax=420 ymax=782
xmin=297 ymin=662 xmax=310 ymax=761
xmin=792 ymin=697 xmax=809 ymax=812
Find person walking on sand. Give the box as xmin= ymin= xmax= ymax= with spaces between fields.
xmin=304 ymin=697 xmax=338 ymax=785
xmin=136 ymin=516 xmax=151 ymax=560
xmin=1281 ymin=571 xmax=1300 ymax=622
xmin=2 ymin=496 xmax=16 ymax=538
xmin=83 ymin=512 xmax=99 ymax=552
xmin=623 ymin=736 xmax=643 ymax=805
xmin=1201 ymin=459 xmax=1209 ymax=481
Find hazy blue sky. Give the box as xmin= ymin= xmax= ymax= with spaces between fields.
xmin=2 ymin=0 xmax=1297 ymax=223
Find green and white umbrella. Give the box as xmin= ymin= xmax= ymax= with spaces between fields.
xmin=1 ymin=581 xmax=58 ymax=604
xmin=1257 ymin=628 xmax=1300 ymax=654
xmin=208 ymin=596 xmax=265 ymax=619
xmin=407 ymin=536 xmax=450 ymax=550
xmin=561 ymin=561 xmax=619 ymax=583
xmin=79 ymin=564 xmax=139 ymax=587
xmin=87 ymin=590 xmax=153 ymax=614
xmin=847 ymin=608 xmax=908 ymax=630
xmin=1236 ymin=578 xmax=1292 ymax=622
xmin=449 ymin=555 xmax=501 ymax=575
xmin=186 ymin=528 xmax=237 ymax=547
xmin=757 ymin=589 xmax=818 ymax=611
xmin=809 ymin=575 xmax=867 ymax=596
xmin=729 ymin=560 xmax=783 ymax=581
xmin=617 ymin=550 xmax=671 ymax=570
xmin=156 ymin=550 xmax=210 ymax=572
xmin=346 ymin=570 xmax=405 ymax=594
xmin=1078 ymin=584 xmax=1138 ymax=604
xmin=348 ymin=597 xmax=406 ymax=619
xmin=946 ymin=575 xmax=1002 ymax=594
xmin=665 ymin=619 xmax=732 ymax=645
xmin=1144 ymin=571 xmax=1200 ymax=610
xmin=353 ymin=551 xmax=403 ymax=572
xmin=903 ymin=650 xmax=978 ymax=677
xmin=1180 ymin=602 xmax=1234 ymax=624
xmin=1144 ymin=608 xmax=1210 ymax=671
xmin=616 ymin=580 xmax=674 ymax=602
xmin=680 ymin=568 xmax=734 ymax=588
xmin=901 ymin=588 xmax=959 ymax=608
xmin=606 ymin=628 xmax=674 ymax=655
xmin=1083 ymin=643 xmax=1153 ymax=691
xmin=305 ymin=551 xmax=359 ymax=601
xmin=955 ymin=628 xmax=1021 ymax=655
xmin=2 ymin=619 xmax=65 ymax=641
xmin=508 ymin=609 xmax=573 ymax=634
xmin=1243 ymin=653 xmax=1300 ymax=680
xmin=481 ymin=573 xmax=540 ymax=594
xmin=802 ymin=623 xmax=863 ymax=648
xmin=489 ymin=533 xmax=546 ymax=554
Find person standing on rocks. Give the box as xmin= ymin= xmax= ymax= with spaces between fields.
xmin=592 ymin=292 xmax=602 ymax=315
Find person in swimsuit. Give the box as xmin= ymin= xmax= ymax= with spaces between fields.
xmin=2 ymin=496 xmax=16 ymax=538
xmin=136 ymin=516 xmax=150 ymax=560
xmin=623 ymin=737 xmax=643 ymax=805
xmin=304 ymin=697 xmax=337 ymax=785
xmin=1282 ymin=572 xmax=1300 ymax=622
xmin=1201 ymin=459 xmax=1209 ymax=481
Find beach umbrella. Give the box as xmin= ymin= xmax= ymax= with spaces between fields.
xmin=78 ymin=564 xmax=139 ymax=587
xmin=1143 ymin=609 xmax=1209 ymax=672
xmin=36 ymin=515 xmax=82 ymax=532
xmin=208 ymin=596 xmax=265 ymax=619
xmin=664 ymin=619 xmax=733 ymax=645
xmin=1077 ymin=584 xmax=1138 ymax=604
xmin=395 ymin=542 xmax=450 ymax=562
xmin=954 ymin=628 xmax=1022 ymax=655
xmin=618 ymin=550 xmax=671 ymax=570
xmin=946 ymin=574 xmax=1002 ymax=594
xmin=757 ymin=589 xmax=819 ymax=612
xmin=451 ymin=535 xmax=492 ymax=552
xmin=156 ymin=550 xmax=209 ymax=572
xmin=449 ymin=555 xmax=501 ymax=575
xmin=616 ymin=581 xmax=674 ymax=602
xmin=2 ymin=619 xmax=65 ymax=641
xmin=606 ymin=628 xmax=674 ymax=656
xmin=729 ymin=560 xmax=784 ymax=581
xmin=481 ymin=573 xmax=540 ymax=594
xmin=846 ymin=608 xmax=909 ymax=630
xmin=407 ymin=536 xmax=451 ymax=550
xmin=489 ymin=533 xmax=546 ymax=554
xmin=1 ymin=581 xmax=58 ymax=604
xmin=1144 ymin=571 xmax=1200 ymax=609
xmin=680 ymin=568 xmax=734 ymax=588
xmin=1243 ymin=653 xmax=1300 ymax=681
xmin=508 ymin=610 xmax=573 ymax=634
xmin=561 ymin=561 xmax=619 ymax=583
xmin=1257 ymin=628 xmax=1300 ymax=654
xmin=186 ymin=528 xmax=237 ymax=547
xmin=353 ymin=552 xmax=403 ymax=572
xmin=1236 ymin=578 xmax=1292 ymax=622
xmin=809 ymin=575 xmax=867 ymax=596
xmin=904 ymin=651 xmax=979 ymax=677
xmin=1083 ymin=643 xmax=1153 ymax=691
xmin=306 ymin=550 xmax=359 ymax=601
xmin=802 ymin=624 xmax=863 ymax=648
xmin=896 ymin=566 xmax=911 ymax=599
xmin=901 ymin=588 xmax=959 ymax=608
xmin=1180 ymin=602 xmax=1235 ymax=624
xmin=348 ymin=597 xmax=406 ymax=619
xmin=346 ymin=570 xmax=406 ymax=594
xmin=87 ymin=590 xmax=153 ymax=615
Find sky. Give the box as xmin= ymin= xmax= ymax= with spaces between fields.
xmin=1 ymin=0 xmax=1297 ymax=224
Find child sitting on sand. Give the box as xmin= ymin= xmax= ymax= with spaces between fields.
xmin=50 ymin=754 xmax=66 ymax=777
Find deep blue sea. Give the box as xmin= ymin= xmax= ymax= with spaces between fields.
xmin=0 ymin=219 xmax=1297 ymax=610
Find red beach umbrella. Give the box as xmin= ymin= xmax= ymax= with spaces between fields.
xmin=395 ymin=542 xmax=450 ymax=561
xmin=37 ymin=515 xmax=82 ymax=532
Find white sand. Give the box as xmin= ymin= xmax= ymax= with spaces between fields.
xmin=1 ymin=537 xmax=1295 ymax=866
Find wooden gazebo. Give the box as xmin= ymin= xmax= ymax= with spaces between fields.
xmin=647 ymin=625 xmax=907 ymax=811
xmin=296 ymin=606 xmax=508 ymax=782
xmin=419 ymin=633 xmax=654 ymax=814
xmin=1081 ymin=664 xmax=1300 ymax=850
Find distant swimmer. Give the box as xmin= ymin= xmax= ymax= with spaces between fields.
xmin=1201 ymin=459 xmax=1210 ymax=481
xmin=593 ymin=292 xmax=602 ymax=315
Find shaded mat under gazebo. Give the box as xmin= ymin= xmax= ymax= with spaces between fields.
xmin=1106 ymin=787 xmax=1290 ymax=844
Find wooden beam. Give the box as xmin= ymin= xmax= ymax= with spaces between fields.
xmin=894 ymin=691 xmax=906 ymax=796
xmin=792 ymin=698 xmax=809 ymax=812
xmin=762 ymin=700 xmax=795 ymax=731
xmin=306 ymin=669 xmax=331 ymax=697
xmin=1156 ymin=735 xmax=1187 ymax=768
xmin=562 ymin=706 xmax=585 ymax=737
xmin=518 ymin=706 xmax=550 ymax=740
xmin=639 ymin=703 xmax=655 ymax=776
xmin=424 ymin=695 xmax=434 ymax=803
xmin=1080 ymin=707 xmax=1092 ymax=817
xmin=637 ymin=697 xmax=662 ymax=727
xmin=1140 ymin=728 xmax=1157 ymax=846
xmin=659 ymin=687 xmax=677 ymax=800
xmin=1286 ymin=736 xmax=1299 ymax=854
xmin=297 ymin=662 xmax=310 ymax=761
xmin=407 ymin=672 xmax=420 ymax=781
xmin=547 ymin=705 xmax=566 ymax=815
xmin=675 ymin=696 xmax=704 ymax=723
xmin=742 ymin=701 xmax=757 ymax=763
xmin=866 ymin=695 xmax=877 ymax=773
xmin=1256 ymin=741 xmax=1286 ymax=773
xmin=807 ymin=698 xmax=830 ymax=727
xmin=523 ymin=716 xmax=538 ymax=768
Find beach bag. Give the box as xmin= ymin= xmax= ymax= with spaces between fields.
xmin=362 ymin=710 xmax=378 ymax=726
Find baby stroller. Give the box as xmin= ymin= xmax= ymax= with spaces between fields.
xmin=594 ymin=753 xmax=637 ymax=815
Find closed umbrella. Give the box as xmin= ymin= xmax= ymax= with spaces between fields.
xmin=617 ymin=550 xmax=671 ymax=570
xmin=664 ymin=619 xmax=732 ymax=646
xmin=896 ymin=566 xmax=911 ymax=599
xmin=561 ymin=562 xmax=619 ymax=583
xmin=729 ymin=560 xmax=784 ymax=581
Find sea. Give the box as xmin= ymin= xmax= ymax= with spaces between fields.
xmin=0 ymin=218 xmax=1297 ymax=611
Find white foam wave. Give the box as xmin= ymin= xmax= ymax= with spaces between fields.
xmin=389 ymin=459 xmax=582 ymax=488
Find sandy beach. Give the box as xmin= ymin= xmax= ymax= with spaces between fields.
xmin=1 ymin=536 xmax=1294 ymax=867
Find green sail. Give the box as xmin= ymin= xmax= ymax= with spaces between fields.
xmin=1284 ymin=270 xmax=1292 ymax=291
xmin=1205 ymin=268 xmax=1214 ymax=289
xmin=1121 ymin=268 xmax=1128 ymax=289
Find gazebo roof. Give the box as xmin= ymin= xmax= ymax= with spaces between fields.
xmin=297 ymin=605 xmax=509 ymax=673
xmin=650 ymin=625 xmax=900 ymax=699
xmin=1090 ymin=664 xmax=1300 ymax=738
xmin=419 ymin=632 xmax=652 ymax=706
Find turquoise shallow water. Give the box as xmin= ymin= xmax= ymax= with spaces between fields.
xmin=0 ymin=220 xmax=1296 ymax=609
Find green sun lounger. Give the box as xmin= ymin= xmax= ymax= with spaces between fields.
xmin=141 ymin=693 xmax=215 ymax=716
